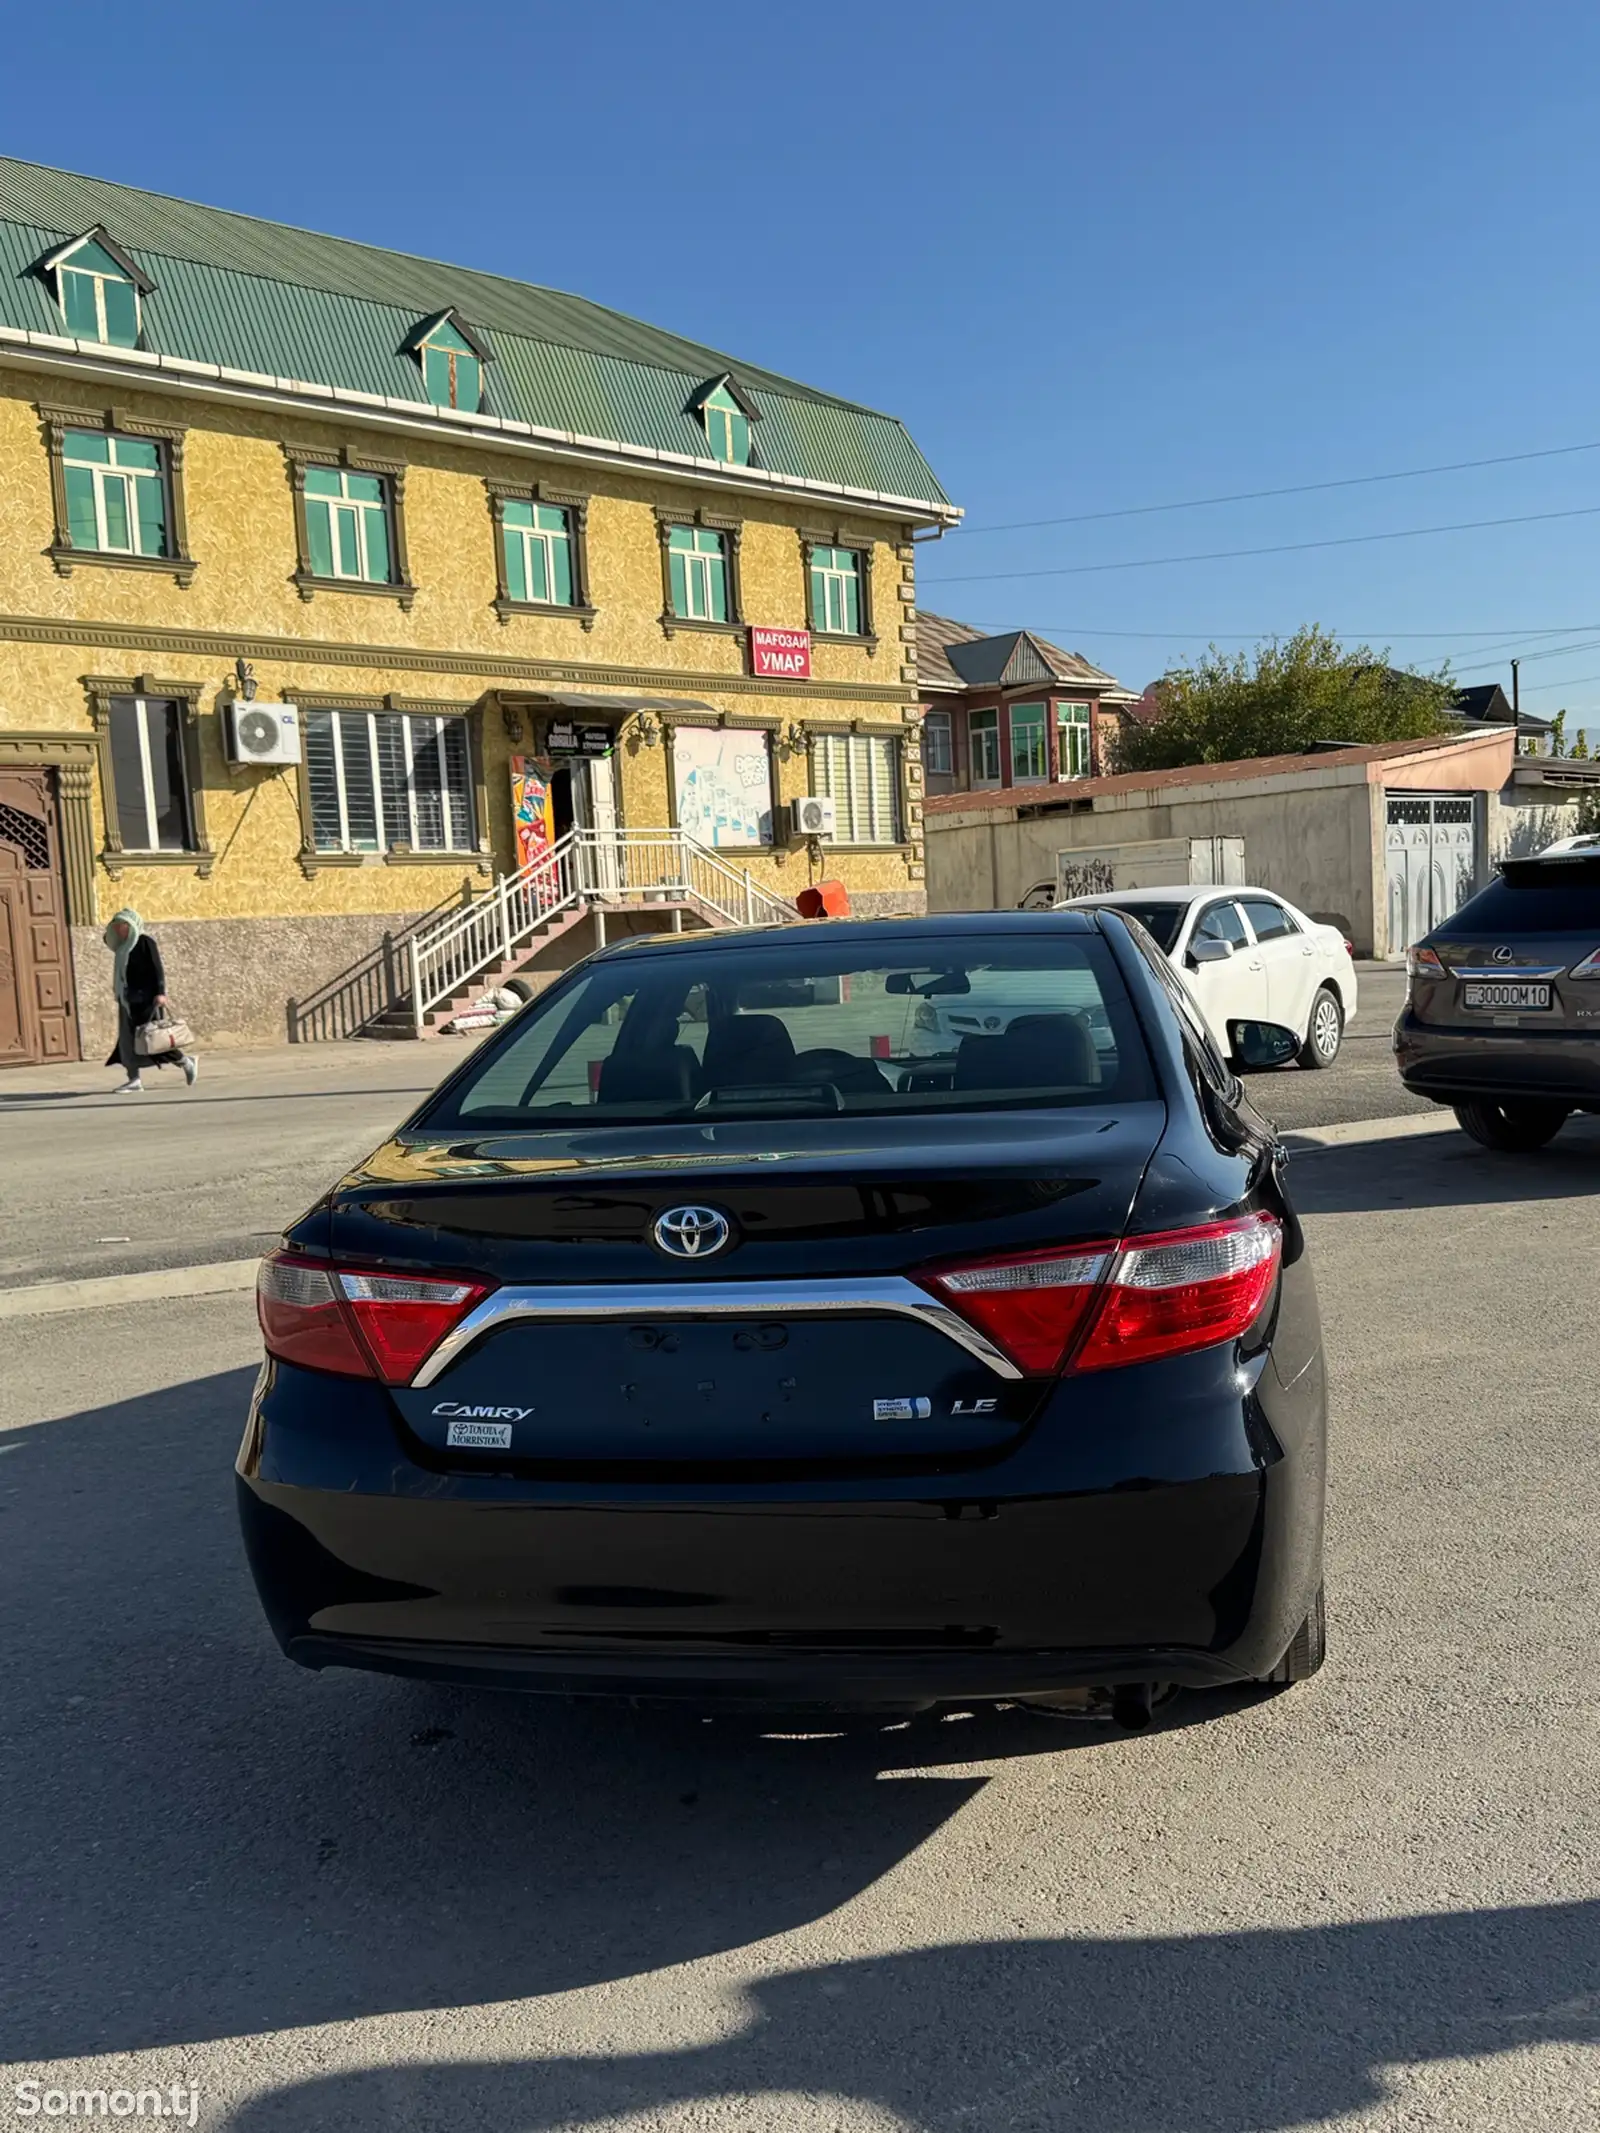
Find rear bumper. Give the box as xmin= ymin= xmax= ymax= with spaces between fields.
xmin=237 ymin=1333 xmax=1327 ymax=1707
xmin=1395 ymin=1014 xmax=1600 ymax=1105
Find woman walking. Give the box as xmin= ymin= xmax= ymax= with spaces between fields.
xmin=104 ymin=908 xmax=197 ymax=1092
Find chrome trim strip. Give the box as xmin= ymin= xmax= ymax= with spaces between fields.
xmin=412 ymin=1277 xmax=1023 ymax=1387
xmin=1447 ymin=964 xmax=1563 ymax=980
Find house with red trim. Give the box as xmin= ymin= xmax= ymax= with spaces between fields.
xmin=917 ymin=613 xmax=1138 ymax=799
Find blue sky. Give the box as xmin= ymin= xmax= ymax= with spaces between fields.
xmin=7 ymin=1 xmax=1600 ymax=725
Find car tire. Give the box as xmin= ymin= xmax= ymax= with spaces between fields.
xmin=1296 ymin=986 xmax=1343 ymax=1070
xmin=1263 ymin=1582 xmax=1327 ymax=1688
xmin=1452 ymin=1097 xmax=1570 ymax=1152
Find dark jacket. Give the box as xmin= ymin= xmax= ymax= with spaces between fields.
xmin=105 ymin=935 xmax=168 ymax=1066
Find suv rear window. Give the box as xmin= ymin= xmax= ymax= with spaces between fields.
xmin=1438 ymin=863 xmax=1600 ymax=936
xmin=420 ymin=934 xmax=1156 ymax=1129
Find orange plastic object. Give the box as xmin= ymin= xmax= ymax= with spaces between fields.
xmin=796 ymin=880 xmax=851 ymax=919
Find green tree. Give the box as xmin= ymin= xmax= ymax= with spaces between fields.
xmin=1549 ymin=709 xmax=1568 ymax=758
xmin=1110 ymin=625 xmax=1456 ymax=774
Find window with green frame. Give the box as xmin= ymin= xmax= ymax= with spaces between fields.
xmin=1057 ymin=700 xmax=1091 ymax=778
xmin=419 ymin=320 xmax=483 ymax=412
xmin=809 ymin=545 xmax=864 ymax=635
xmin=668 ymin=524 xmax=729 ymax=621
xmin=303 ymin=466 xmax=394 ymax=583
xmin=1011 ymin=702 xmax=1047 ymax=783
xmin=54 ymin=238 xmax=141 ymax=347
xmin=700 ymin=386 xmax=751 ymax=466
xmin=62 ymin=429 xmax=169 ymax=557
xmin=501 ymin=499 xmax=574 ymax=605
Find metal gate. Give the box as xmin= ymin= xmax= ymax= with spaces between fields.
xmin=1384 ymin=793 xmax=1476 ymax=954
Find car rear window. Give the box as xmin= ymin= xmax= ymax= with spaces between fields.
xmin=1095 ymin=902 xmax=1184 ymax=951
xmin=1437 ymin=864 xmax=1600 ymax=936
xmin=419 ymin=934 xmax=1157 ymax=1129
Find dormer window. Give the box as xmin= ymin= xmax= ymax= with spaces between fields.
xmin=403 ymin=310 xmax=490 ymax=413
xmin=688 ymin=375 xmax=759 ymax=467
xmin=39 ymin=230 xmax=152 ymax=348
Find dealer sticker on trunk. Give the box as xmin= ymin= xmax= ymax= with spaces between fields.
xmin=874 ymin=1397 xmax=932 ymax=1422
xmin=444 ymin=1417 xmax=516 ymax=1449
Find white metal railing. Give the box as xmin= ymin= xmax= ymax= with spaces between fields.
xmin=406 ymin=827 xmax=796 ymax=1031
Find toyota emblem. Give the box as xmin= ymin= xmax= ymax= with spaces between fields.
xmin=1492 ymin=945 xmax=1515 ymax=963
xmin=652 ymin=1205 xmax=732 ymax=1259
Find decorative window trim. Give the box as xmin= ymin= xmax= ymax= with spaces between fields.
xmin=290 ymin=693 xmax=488 ymax=879
xmin=685 ymin=374 xmax=761 ymax=467
xmin=800 ymin=528 xmax=877 ymax=650
xmin=0 ymin=733 xmax=100 ymax=921
xmin=485 ymin=478 xmax=596 ymax=627
xmin=283 ymin=444 xmax=415 ymax=610
xmin=655 ymin=505 xmax=744 ymax=637
xmin=38 ymin=402 xmax=195 ymax=586
xmin=82 ymin=674 xmax=213 ymax=877
xmin=36 ymin=229 xmax=154 ymax=348
xmin=402 ymin=308 xmax=492 ymax=414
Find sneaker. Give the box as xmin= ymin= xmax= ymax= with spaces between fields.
xmin=183 ymin=1056 xmax=199 ymax=1087
xmin=116 ymin=1079 xmax=144 ymax=1093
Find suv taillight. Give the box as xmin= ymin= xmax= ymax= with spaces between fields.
xmin=256 ymin=1254 xmax=491 ymax=1384
xmin=920 ymin=1213 xmax=1282 ymax=1377
xmin=1408 ymin=945 xmax=1445 ymax=977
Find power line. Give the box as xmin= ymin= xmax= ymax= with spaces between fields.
xmin=959 ymin=438 xmax=1600 ymax=537
xmin=956 ymin=623 xmax=1600 ymax=641
xmin=921 ymin=502 xmax=1600 ymax=587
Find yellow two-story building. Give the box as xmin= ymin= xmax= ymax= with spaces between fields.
xmin=0 ymin=157 xmax=958 ymax=1064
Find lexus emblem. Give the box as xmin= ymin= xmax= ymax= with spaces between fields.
xmin=1492 ymin=945 xmax=1515 ymax=963
xmin=652 ymin=1205 xmax=732 ymax=1259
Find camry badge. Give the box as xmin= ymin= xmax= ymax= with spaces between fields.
xmin=653 ymin=1205 xmax=732 ymax=1259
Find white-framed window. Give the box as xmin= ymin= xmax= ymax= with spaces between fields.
xmin=418 ymin=320 xmax=483 ymax=412
xmin=809 ymin=546 xmax=863 ymax=635
xmin=1057 ymin=700 xmax=1091 ymax=778
xmin=303 ymin=467 xmax=394 ymax=584
xmin=63 ymin=429 xmax=169 ymax=557
xmin=811 ymin=733 xmax=901 ymax=845
xmin=668 ymin=524 xmax=729 ymax=621
xmin=107 ymin=697 xmax=193 ymax=852
xmin=700 ymin=386 xmax=751 ymax=465
xmin=969 ymin=708 xmax=1001 ymax=784
xmin=1011 ymin=702 xmax=1047 ymax=783
xmin=923 ymin=709 xmax=953 ymax=775
xmin=501 ymin=500 xmax=574 ymax=605
xmin=53 ymin=237 xmax=141 ymax=346
xmin=304 ymin=710 xmax=475 ymax=854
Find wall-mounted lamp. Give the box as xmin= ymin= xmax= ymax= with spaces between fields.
xmin=630 ymin=711 xmax=662 ymax=747
xmin=782 ymin=720 xmax=808 ymax=752
xmin=501 ymin=705 xmax=525 ymax=745
xmin=234 ymin=657 xmax=258 ymax=702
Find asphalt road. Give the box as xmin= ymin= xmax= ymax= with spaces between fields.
xmin=4 ymin=1096 xmax=1600 ymax=2126
xmin=0 ymin=966 xmax=1418 ymax=1289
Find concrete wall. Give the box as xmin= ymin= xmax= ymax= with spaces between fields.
xmin=1485 ymin=786 xmax=1586 ymax=863
xmin=926 ymin=776 xmax=1380 ymax=948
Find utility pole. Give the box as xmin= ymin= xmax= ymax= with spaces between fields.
xmin=1511 ymin=660 xmax=1520 ymax=721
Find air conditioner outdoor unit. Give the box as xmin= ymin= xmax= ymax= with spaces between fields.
xmin=788 ymin=795 xmax=836 ymax=839
xmin=225 ymin=700 xmax=301 ymax=767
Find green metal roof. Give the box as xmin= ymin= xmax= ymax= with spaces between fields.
xmin=0 ymin=158 xmax=952 ymax=512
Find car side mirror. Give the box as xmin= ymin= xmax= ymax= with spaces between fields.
xmin=1228 ymin=1019 xmax=1300 ymax=1069
xmin=1188 ymin=937 xmax=1234 ymax=965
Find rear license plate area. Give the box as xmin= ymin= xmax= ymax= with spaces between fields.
xmin=397 ymin=1316 xmax=1032 ymax=1464
xmin=1462 ymin=982 xmax=1551 ymax=1011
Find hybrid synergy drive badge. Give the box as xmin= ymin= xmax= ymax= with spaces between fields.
xmin=874 ymin=1397 xmax=932 ymax=1421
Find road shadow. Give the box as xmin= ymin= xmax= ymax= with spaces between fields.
xmin=1289 ymin=1118 xmax=1600 ymax=1216
xmin=0 ymin=1366 xmax=1224 ymax=2066
xmin=223 ymin=1899 xmax=1600 ymax=2131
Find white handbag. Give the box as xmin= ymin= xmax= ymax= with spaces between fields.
xmin=135 ymin=1008 xmax=195 ymax=1057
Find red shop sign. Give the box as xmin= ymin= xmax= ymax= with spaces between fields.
xmin=749 ymin=625 xmax=812 ymax=679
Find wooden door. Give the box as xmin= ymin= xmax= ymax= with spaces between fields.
xmin=0 ymin=772 xmax=81 ymax=1066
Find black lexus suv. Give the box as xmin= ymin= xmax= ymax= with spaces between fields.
xmin=238 ymin=909 xmax=1328 ymax=1723
xmin=1395 ymin=850 xmax=1600 ymax=1149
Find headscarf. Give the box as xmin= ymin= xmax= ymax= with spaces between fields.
xmin=103 ymin=908 xmax=143 ymax=1003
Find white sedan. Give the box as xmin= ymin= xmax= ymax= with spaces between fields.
xmin=1054 ymin=885 xmax=1359 ymax=1068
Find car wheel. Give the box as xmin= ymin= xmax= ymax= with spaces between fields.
xmin=1263 ymin=1582 xmax=1326 ymax=1688
xmin=1452 ymin=1097 xmax=1570 ymax=1151
xmin=1296 ymin=986 xmax=1343 ymax=1070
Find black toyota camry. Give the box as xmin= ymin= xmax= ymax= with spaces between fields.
xmin=238 ymin=910 xmax=1328 ymax=1724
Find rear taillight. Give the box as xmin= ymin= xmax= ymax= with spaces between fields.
xmin=256 ymin=1253 xmax=490 ymax=1384
xmin=921 ymin=1213 xmax=1281 ymax=1378
xmin=1569 ymin=948 xmax=1600 ymax=979
xmin=1408 ymin=945 xmax=1445 ymax=977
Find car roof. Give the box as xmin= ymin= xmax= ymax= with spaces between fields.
xmin=594 ymin=907 xmax=1102 ymax=962
xmin=1057 ymin=884 xmax=1283 ymax=909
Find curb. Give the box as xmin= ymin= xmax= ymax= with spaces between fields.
xmin=0 ymin=1258 xmax=259 ymax=1322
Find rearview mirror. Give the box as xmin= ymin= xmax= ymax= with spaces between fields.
xmin=1188 ymin=937 xmax=1234 ymax=965
xmin=1227 ymin=1019 xmax=1300 ymax=1070
xmin=885 ymin=971 xmax=971 ymax=998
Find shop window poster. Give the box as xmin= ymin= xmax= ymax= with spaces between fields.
xmin=672 ymin=727 xmax=772 ymax=847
